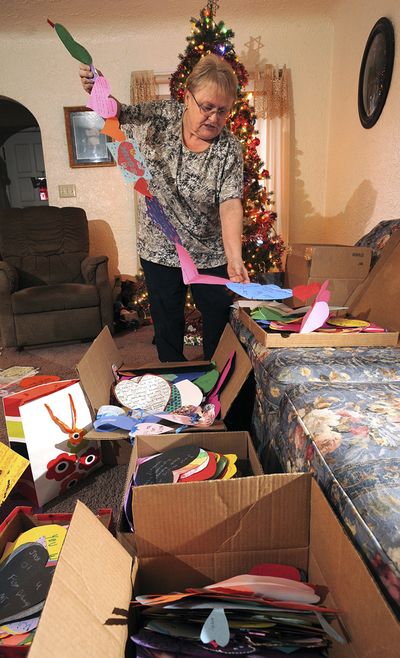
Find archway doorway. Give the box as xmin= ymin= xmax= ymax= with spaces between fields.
xmin=0 ymin=97 xmax=48 ymax=208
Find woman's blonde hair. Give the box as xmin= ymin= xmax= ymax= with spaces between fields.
xmin=186 ymin=54 xmax=238 ymax=100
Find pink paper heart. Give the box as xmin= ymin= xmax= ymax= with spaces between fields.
xmin=86 ymin=75 xmax=117 ymax=118
xmin=300 ymin=300 xmax=330 ymax=334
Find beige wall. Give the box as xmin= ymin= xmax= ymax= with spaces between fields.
xmin=0 ymin=1 xmax=334 ymax=277
xmin=323 ymin=1 xmax=400 ymax=244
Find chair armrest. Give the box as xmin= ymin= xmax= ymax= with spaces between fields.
xmin=0 ymin=261 xmax=18 ymax=294
xmin=81 ymin=256 xmax=114 ymax=332
xmin=81 ymin=255 xmax=109 ymax=285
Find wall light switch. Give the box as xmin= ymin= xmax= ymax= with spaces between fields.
xmin=58 ymin=184 xmax=76 ymax=198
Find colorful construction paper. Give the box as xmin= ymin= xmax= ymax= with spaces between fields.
xmin=86 ymin=75 xmax=118 ymax=118
xmin=48 ymin=19 xmax=92 ymax=65
xmin=176 ymin=243 xmax=230 ymax=286
xmin=145 ymin=196 xmax=182 ymax=243
xmin=179 ymin=452 xmax=217 ymax=482
xmin=226 ymin=282 xmax=293 ymax=300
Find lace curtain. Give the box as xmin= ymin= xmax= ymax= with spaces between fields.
xmin=253 ymin=65 xmax=291 ymax=246
xmin=130 ymin=70 xmax=157 ymax=104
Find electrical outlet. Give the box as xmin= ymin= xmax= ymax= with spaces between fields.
xmin=58 ymin=184 xmax=76 ymax=198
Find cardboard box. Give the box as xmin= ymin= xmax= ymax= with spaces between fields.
xmin=238 ymin=305 xmax=399 ymax=347
xmin=117 ymin=430 xmax=263 ymax=555
xmin=0 ymin=506 xmax=113 ymax=658
xmin=284 ymin=244 xmax=372 ymax=307
xmin=77 ymin=324 xmax=252 ymax=451
xmin=345 ymin=228 xmax=400 ymax=332
xmin=28 ymin=475 xmax=400 ymax=658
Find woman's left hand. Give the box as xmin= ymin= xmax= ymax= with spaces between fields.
xmin=227 ymin=259 xmax=250 ymax=283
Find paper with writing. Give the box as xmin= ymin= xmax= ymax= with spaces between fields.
xmin=114 ymin=375 xmax=172 ymax=413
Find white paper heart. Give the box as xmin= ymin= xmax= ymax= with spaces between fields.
xmin=114 ymin=375 xmax=171 ymax=412
xmin=175 ymin=379 xmax=204 ymax=407
xmin=200 ymin=607 xmax=230 ymax=647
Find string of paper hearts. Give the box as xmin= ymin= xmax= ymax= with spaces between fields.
xmin=48 ymin=19 xmax=152 ymax=198
xmin=47 ymin=19 xmax=334 ymax=331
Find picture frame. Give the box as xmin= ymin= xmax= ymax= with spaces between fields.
xmin=358 ymin=17 xmax=395 ymax=129
xmin=64 ymin=106 xmax=116 ymax=168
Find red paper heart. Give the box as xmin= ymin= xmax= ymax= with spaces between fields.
xmin=134 ymin=177 xmax=152 ymax=198
xmin=292 ymin=282 xmax=321 ymax=301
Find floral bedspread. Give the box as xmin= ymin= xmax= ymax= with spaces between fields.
xmin=230 ymin=307 xmax=400 ymax=615
xmin=279 ymin=381 xmax=400 ymax=614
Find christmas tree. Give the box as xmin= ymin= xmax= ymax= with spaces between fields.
xmin=170 ymin=0 xmax=285 ymax=278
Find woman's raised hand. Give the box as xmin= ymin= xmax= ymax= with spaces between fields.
xmin=79 ymin=63 xmax=96 ymax=94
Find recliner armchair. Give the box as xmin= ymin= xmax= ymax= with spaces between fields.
xmin=0 ymin=206 xmax=114 ymax=347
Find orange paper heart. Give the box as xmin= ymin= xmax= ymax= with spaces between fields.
xmin=100 ymin=117 xmax=126 ymax=141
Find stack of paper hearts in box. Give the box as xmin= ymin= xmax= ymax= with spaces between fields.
xmin=94 ymin=352 xmax=236 ymax=439
xmin=131 ymin=564 xmax=345 ymax=657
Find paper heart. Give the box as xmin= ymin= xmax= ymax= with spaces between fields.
xmin=175 ymin=379 xmax=203 ymax=407
xmin=179 ymin=451 xmax=217 ymax=482
xmin=134 ymin=177 xmax=152 ymax=197
xmin=249 ymin=563 xmax=302 ymax=581
xmin=145 ymin=196 xmax=182 ymax=243
xmin=226 ymin=282 xmax=293 ymax=300
xmin=176 ymin=242 xmax=229 ymax=285
xmin=134 ymin=446 xmax=201 ymax=485
xmin=86 ymin=75 xmax=117 ymax=119
xmin=114 ymin=375 xmax=171 ymax=412
xmin=0 ymin=543 xmax=54 ymax=625
xmin=299 ymin=300 xmax=330 ymax=334
xmin=118 ymin=141 xmax=145 ymax=176
xmin=200 ymin=607 xmax=230 ymax=647
xmin=292 ymin=282 xmax=321 ymax=301
xmin=101 ymin=116 xmax=126 ymax=141
xmin=300 ymin=280 xmax=331 ymax=334
xmin=49 ymin=20 xmax=92 ymax=65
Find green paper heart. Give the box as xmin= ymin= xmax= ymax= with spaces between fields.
xmin=194 ymin=368 xmax=219 ymax=394
xmin=54 ymin=23 xmax=92 ymax=65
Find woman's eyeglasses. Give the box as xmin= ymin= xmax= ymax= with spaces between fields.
xmin=189 ymin=90 xmax=230 ymax=119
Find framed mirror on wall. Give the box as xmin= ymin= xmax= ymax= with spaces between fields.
xmin=64 ymin=106 xmax=116 ymax=167
xmin=358 ymin=17 xmax=395 ymax=129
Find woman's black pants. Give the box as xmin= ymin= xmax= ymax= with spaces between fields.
xmin=140 ymin=258 xmax=233 ymax=362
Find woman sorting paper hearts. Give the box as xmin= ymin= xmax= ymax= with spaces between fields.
xmin=80 ymin=54 xmax=249 ymax=361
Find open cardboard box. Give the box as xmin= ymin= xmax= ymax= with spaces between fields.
xmin=76 ymin=324 xmax=252 ymax=463
xmin=117 ymin=430 xmax=263 ymax=555
xmin=284 ymin=244 xmax=372 ymax=307
xmin=28 ymin=473 xmax=400 ymax=658
xmin=239 ymin=238 xmax=400 ymax=347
